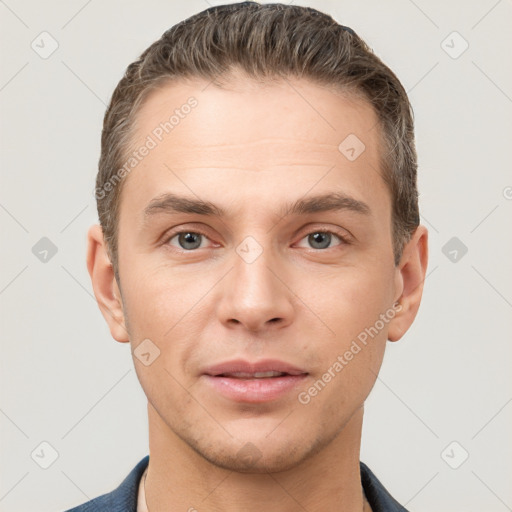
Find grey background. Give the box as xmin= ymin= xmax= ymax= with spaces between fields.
xmin=1 ymin=0 xmax=511 ymax=511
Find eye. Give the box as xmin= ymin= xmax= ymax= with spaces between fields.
xmin=296 ymin=230 xmax=347 ymax=250
xmin=167 ymin=231 xmax=211 ymax=251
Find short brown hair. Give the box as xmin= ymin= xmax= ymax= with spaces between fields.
xmin=96 ymin=1 xmax=419 ymax=279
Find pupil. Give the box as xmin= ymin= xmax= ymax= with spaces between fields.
xmin=309 ymin=232 xmax=331 ymax=249
xmin=179 ymin=232 xmax=201 ymax=250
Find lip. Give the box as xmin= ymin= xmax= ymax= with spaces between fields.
xmin=202 ymin=374 xmax=308 ymax=403
xmin=201 ymin=359 xmax=309 ymax=403
xmin=202 ymin=358 xmax=307 ymax=377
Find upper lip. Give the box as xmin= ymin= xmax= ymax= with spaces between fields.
xmin=202 ymin=359 xmax=308 ymax=376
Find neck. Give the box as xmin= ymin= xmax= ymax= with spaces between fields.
xmin=144 ymin=404 xmax=369 ymax=512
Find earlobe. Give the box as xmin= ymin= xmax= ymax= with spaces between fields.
xmin=387 ymin=225 xmax=429 ymax=342
xmin=86 ymin=224 xmax=130 ymax=343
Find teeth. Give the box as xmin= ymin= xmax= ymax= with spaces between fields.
xmin=220 ymin=371 xmax=286 ymax=378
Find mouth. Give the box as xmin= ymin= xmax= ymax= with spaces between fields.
xmin=201 ymin=359 xmax=309 ymax=403
xmin=203 ymin=358 xmax=307 ymax=377
xmin=214 ymin=371 xmax=302 ymax=379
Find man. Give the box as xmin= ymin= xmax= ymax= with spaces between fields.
xmin=67 ymin=2 xmax=428 ymax=511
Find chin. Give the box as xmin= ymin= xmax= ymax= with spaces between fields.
xmin=189 ymin=430 xmax=327 ymax=474
xmin=202 ymin=446 xmax=305 ymax=473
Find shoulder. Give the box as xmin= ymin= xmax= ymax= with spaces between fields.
xmin=63 ymin=455 xmax=149 ymax=512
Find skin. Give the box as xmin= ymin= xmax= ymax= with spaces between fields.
xmin=87 ymin=73 xmax=428 ymax=512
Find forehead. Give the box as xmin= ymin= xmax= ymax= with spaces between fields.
xmin=120 ymin=76 xmax=388 ymax=220
xmin=132 ymin=76 xmax=381 ymax=155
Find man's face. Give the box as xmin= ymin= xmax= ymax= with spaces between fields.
xmin=113 ymin=76 xmax=405 ymax=472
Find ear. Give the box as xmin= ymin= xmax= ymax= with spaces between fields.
xmin=388 ymin=225 xmax=429 ymax=342
xmin=86 ymin=224 xmax=130 ymax=343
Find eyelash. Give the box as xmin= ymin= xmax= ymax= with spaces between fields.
xmin=163 ymin=228 xmax=350 ymax=252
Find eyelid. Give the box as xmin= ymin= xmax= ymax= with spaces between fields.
xmin=294 ymin=230 xmax=350 ymax=250
xmin=294 ymin=224 xmax=353 ymax=244
xmin=162 ymin=225 xmax=217 ymax=249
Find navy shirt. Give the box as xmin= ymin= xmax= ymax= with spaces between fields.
xmin=64 ymin=455 xmax=409 ymax=512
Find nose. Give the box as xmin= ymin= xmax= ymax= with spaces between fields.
xmin=216 ymin=243 xmax=295 ymax=333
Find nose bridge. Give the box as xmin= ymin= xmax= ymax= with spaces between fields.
xmin=217 ymin=235 xmax=293 ymax=331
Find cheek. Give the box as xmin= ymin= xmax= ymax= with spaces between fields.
xmin=301 ymin=264 xmax=394 ymax=341
xmin=121 ymin=260 xmax=206 ymax=336
xmin=298 ymin=264 xmax=392 ymax=396
xmin=121 ymin=262 xmax=215 ymax=385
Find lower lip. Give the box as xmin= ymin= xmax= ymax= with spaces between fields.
xmin=202 ymin=374 xmax=308 ymax=403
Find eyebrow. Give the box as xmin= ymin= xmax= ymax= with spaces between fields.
xmin=281 ymin=192 xmax=371 ymax=218
xmin=142 ymin=191 xmax=371 ymax=224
